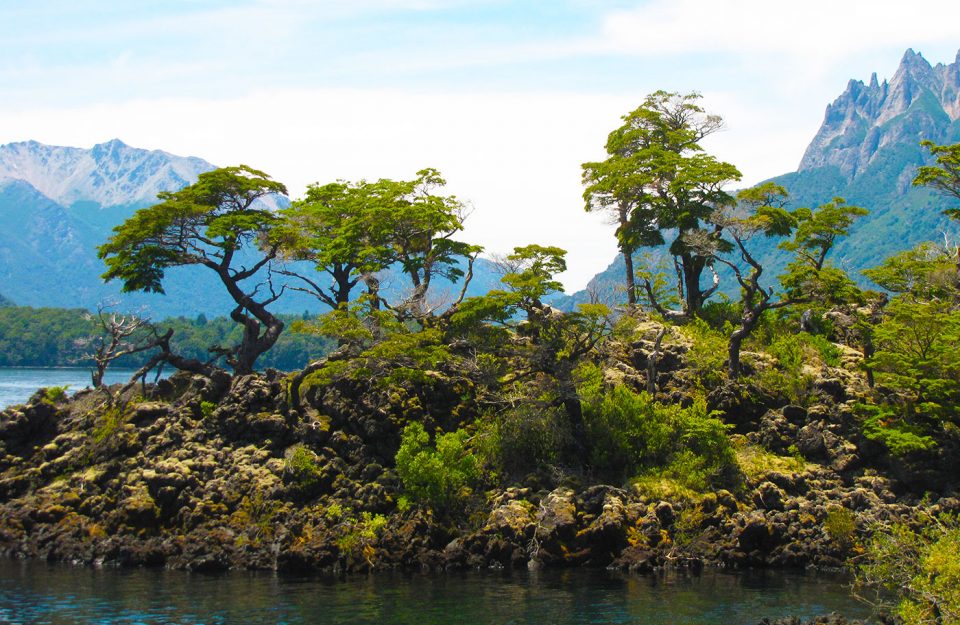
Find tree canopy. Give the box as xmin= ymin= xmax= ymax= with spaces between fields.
xmin=98 ymin=165 xmax=288 ymax=374
xmin=582 ymin=91 xmax=742 ymax=314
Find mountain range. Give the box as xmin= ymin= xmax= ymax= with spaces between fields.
xmin=0 ymin=140 xmax=500 ymax=318
xmin=561 ymin=48 xmax=960 ymax=308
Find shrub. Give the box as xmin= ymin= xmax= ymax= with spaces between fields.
xmin=483 ymin=404 xmax=571 ymax=477
xmin=856 ymin=514 xmax=960 ymax=625
xmin=755 ymin=333 xmax=816 ymax=404
xmin=42 ymin=385 xmax=70 ymax=404
xmin=581 ymin=383 xmax=735 ymax=489
xmin=395 ymin=422 xmax=479 ymax=512
xmin=824 ymin=506 xmax=856 ymax=548
xmin=680 ymin=319 xmax=728 ymax=390
xmin=284 ymin=444 xmax=324 ymax=494
xmin=858 ymin=405 xmax=937 ymax=456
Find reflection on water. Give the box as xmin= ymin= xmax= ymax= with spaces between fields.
xmin=0 ymin=367 xmax=156 ymax=409
xmin=0 ymin=559 xmax=870 ymax=625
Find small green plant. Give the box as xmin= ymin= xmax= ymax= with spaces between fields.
xmin=334 ymin=511 xmax=388 ymax=566
xmin=395 ymin=422 xmax=480 ymax=512
xmin=824 ymin=506 xmax=856 ymax=548
xmin=92 ymin=403 xmax=129 ymax=446
xmin=755 ymin=333 xmax=816 ymax=404
xmin=481 ymin=404 xmax=570 ymax=477
xmin=396 ymin=495 xmax=412 ymax=514
xmin=325 ymin=502 xmax=344 ymax=521
xmin=284 ymin=444 xmax=324 ymax=494
xmin=42 ymin=385 xmax=70 ymax=404
xmin=805 ymin=333 xmax=842 ymax=367
xmin=200 ymin=401 xmax=216 ymax=419
xmin=734 ymin=436 xmax=805 ymax=481
xmin=681 ymin=319 xmax=728 ymax=390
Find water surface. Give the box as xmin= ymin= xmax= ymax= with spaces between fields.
xmin=0 ymin=367 xmax=155 ymax=409
xmin=0 ymin=559 xmax=872 ymax=625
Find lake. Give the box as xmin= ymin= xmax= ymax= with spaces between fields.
xmin=0 ymin=559 xmax=871 ymax=625
xmin=0 ymin=367 xmax=159 ymax=409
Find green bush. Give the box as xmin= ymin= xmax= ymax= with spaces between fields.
xmin=858 ymin=404 xmax=937 ymax=456
xmin=581 ymin=383 xmax=735 ymax=489
xmin=680 ymin=319 xmax=728 ymax=390
xmin=824 ymin=506 xmax=856 ymax=548
xmin=395 ymin=422 xmax=479 ymax=512
xmin=856 ymin=515 xmax=960 ymax=625
xmin=284 ymin=443 xmax=324 ymax=493
xmin=756 ymin=333 xmax=816 ymax=404
xmin=42 ymin=385 xmax=70 ymax=404
xmin=482 ymin=404 xmax=570 ymax=477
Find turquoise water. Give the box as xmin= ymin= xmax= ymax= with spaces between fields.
xmin=0 ymin=367 xmax=156 ymax=409
xmin=0 ymin=560 xmax=871 ymax=625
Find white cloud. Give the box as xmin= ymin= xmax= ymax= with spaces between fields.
xmin=598 ymin=0 xmax=960 ymax=59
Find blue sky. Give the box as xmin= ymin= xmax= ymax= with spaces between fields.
xmin=2 ymin=0 xmax=960 ymax=289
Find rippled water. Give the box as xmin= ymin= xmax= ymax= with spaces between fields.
xmin=0 ymin=559 xmax=871 ymax=625
xmin=0 ymin=367 xmax=153 ymax=409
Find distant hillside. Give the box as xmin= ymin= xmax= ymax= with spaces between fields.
xmin=0 ymin=140 xmax=502 ymax=318
xmin=560 ymin=48 xmax=960 ymax=310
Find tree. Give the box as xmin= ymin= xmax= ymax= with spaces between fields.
xmin=689 ymin=184 xmax=865 ymax=378
xmin=81 ymin=305 xmax=157 ymax=388
xmin=275 ymin=180 xmax=392 ymax=310
xmin=582 ymin=91 xmax=741 ymax=315
xmin=914 ymin=140 xmax=960 ymax=220
xmin=863 ymin=241 xmax=960 ymax=430
xmin=369 ymin=169 xmax=481 ymax=318
xmin=452 ymin=245 xmax=611 ymax=457
xmin=98 ymin=166 xmax=288 ymax=375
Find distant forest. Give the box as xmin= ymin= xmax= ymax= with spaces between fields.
xmin=0 ymin=303 xmax=331 ymax=372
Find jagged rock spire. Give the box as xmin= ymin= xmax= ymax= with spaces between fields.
xmin=799 ymin=48 xmax=960 ymax=177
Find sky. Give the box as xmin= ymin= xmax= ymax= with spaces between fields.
xmin=2 ymin=0 xmax=960 ymax=291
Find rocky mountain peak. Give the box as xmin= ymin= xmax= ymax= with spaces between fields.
xmin=798 ymin=48 xmax=960 ymax=177
xmin=0 ymin=139 xmax=214 ymax=208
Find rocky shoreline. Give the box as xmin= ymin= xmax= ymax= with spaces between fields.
xmin=0 ymin=361 xmax=956 ymax=577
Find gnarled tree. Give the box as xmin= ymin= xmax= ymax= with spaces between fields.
xmin=98 ymin=166 xmax=288 ymax=375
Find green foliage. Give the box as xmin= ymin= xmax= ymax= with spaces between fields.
xmin=869 ymin=298 xmax=960 ymax=422
xmin=200 ymin=401 xmax=216 ymax=419
xmin=754 ymin=333 xmax=829 ymax=405
xmin=92 ymin=403 xmax=130 ymax=446
xmin=863 ymin=241 xmax=960 ymax=299
xmin=479 ymin=404 xmax=571 ymax=477
xmin=285 ymin=444 xmax=322 ymax=482
xmin=679 ymin=318 xmax=728 ymax=390
xmin=300 ymin=304 xmax=454 ymax=387
xmin=395 ymin=422 xmax=480 ymax=512
xmin=42 ymin=385 xmax=69 ymax=404
xmin=823 ymin=506 xmax=857 ymax=548
xmin=580 ymin=379 xmax=734 ymax=488
xmin=856 ymin=514 xmax=960 ymax=625
xmin=914 ymin=140 xmax=960 ymax=220
xmin=858 ymin=404 xmax=937 ymax=456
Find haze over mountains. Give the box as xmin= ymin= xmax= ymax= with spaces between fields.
xmin=1 ymin=48 xmax=959 ymax=317
xmin=562 ymin=48 xmax=960 ymax=308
